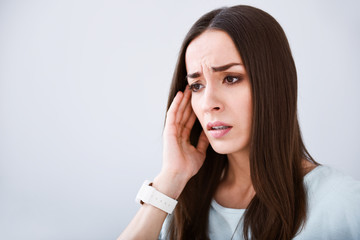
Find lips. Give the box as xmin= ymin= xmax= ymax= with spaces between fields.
xmin=207 ymin=121 xmax=233 ymax=138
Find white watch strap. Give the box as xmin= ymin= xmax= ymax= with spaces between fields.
xmin=135 ymin=180 xmax=178 ymax=214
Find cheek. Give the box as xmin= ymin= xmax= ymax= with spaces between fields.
xmin=242 ymin=97 xmax=253 ymax=130
xmin=191 ymin=96 xmax=205 ymax=124
xmin=245 ymin=94 xmax=253 ymax=120
xmin=190 ymin=96 xmax=199 ymax=117
xmin=232 ymin=93 xmax=252 ymax=127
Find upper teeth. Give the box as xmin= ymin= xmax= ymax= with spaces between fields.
xmin=211 ymin=126 xmax=229 ymax=130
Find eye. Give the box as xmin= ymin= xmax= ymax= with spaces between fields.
xmin=189 ymin=83 xmax=204 ymax=92
xmin=224 ymin=75 xmax=242 ymax=84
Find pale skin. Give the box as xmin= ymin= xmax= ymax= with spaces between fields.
xmin=118 ymin=29 xmax=316 ymax=239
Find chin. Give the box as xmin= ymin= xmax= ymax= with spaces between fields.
xmin=210 ymin=142 xmax=239 ymax=155
xmin=209 ymin=140 xmax=250 ymax=156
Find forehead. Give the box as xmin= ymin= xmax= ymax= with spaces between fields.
xmin=185 ymin=30 xmax=242 ymax=72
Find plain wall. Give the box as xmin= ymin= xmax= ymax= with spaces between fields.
xmin=0 ymin=0 xmax=359 ymax=239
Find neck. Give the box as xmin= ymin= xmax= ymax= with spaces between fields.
xmin=214 ymin=149 xmax=255 ymax=209
xmin=225 ymin=150 xmax=252 ymax=188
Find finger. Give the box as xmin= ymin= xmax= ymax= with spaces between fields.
xmin=196 ymin=130 xmax=209 ymax=154
xmin=181 ymin=110 xmax=196 ymax=140
xmin=175 ymin=87 xmax=191 ymax=125
xmin=166 ymin=91 xmax=183 ymax=126
xmin=179 ymin=97 xmax=192 ymax=130
xmin=178 ymin=100 xmax=192 ymax=137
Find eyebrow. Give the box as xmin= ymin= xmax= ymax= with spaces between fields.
xmin=186 ymin=62 xmax=243 ymax=79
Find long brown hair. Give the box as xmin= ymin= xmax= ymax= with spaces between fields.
xmin=165 ymin=5 xmax=318 ymax=240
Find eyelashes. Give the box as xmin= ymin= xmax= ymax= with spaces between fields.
xmin=224 ymin=75 xmax=242 ymax=84
xmin=188 ymin=75 xmax=244 ymax=92
xmin=188 ymin=82 xmax=204 ymax=92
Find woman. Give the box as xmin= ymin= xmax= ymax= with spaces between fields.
xmin=119 ymin=5 xmax=360 ymax=240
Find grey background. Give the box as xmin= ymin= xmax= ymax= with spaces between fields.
xmin=0 ymin=0 xmax=359 ymax=239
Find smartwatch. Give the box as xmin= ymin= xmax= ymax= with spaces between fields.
xmin=135 ymin=180 xmax=178 ymax=214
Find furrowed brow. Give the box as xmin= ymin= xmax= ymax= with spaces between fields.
xmin=186 ymin=62 xmax=242 ymax=79
xmin=211 ymin=62 xmax=242 ymax=72
xmin=186 ymin=72 xmax=201 ymax=79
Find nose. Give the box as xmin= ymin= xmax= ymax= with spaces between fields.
xmin=201 ymin=82 xmax=224 ymax=113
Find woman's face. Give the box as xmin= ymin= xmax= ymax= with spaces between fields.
xmin=185 ymin=30 xmax=252 ymax=156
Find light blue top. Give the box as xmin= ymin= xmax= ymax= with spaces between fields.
xmin=160 ymin=165 xmax=360 ymax=239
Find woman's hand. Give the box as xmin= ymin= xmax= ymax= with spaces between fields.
xmin=154 ymin=87 xmax=209 ymax=199
xmin=118 ymin=87 xmax=209 ymax=240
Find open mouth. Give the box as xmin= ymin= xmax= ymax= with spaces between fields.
xmin=207 ymin=122 xmax=233 ymax=138
xmin=210 ymin=126 xmax=231 ymax=130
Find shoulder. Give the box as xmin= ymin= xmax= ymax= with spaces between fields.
xmin=304 ymin=165 xmax=360 ymax=204
xmin=296 ymin=165 xmax=360 ymax=239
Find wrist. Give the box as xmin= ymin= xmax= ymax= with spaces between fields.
xmin=153 ymin=171 xmax=189 ymax=199
xmin=136 ymin=180 xmax=178 ymax=214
